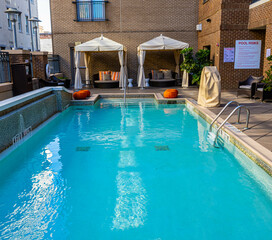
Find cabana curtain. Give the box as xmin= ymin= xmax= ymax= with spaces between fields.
xmin=84 ymin=53 xmax=91 ymax=85
xmin=118 ymin=51 xmax=125 ymax=88
xmin=137 ymin=35 xmax=189 ymax=88
xmin=75 ymin=35 xmax=127 ymax=89
xmin=138 ymin=50 xmax=146 ymax=88
xmin=174 ymin=50 xmax=180 ymax=77
xmin=74 ymin=51 xmax=82 ymax=89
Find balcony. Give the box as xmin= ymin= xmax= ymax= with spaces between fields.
xmin=73 ymin=1 xmax=108 ymax=22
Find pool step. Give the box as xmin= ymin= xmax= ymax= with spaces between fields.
xmin=207 ymin=132 xmax=217 ymax=147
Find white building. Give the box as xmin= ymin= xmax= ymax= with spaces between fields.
xmin=0 ymin=0 xmax=39 ymax=50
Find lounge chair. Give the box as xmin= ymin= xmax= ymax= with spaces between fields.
xmin=237 ymin=75 xmax=263 ymax=98
xmin=254 ymin=82 xmax=272 ymax=102
xmin=39 ymin=76 xmax=71 ymax=88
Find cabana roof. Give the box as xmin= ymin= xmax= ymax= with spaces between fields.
xmin=137 ymin=34 xmax=189 ymax=51
xmin=75 ymin=35 xmax=127 ymax=52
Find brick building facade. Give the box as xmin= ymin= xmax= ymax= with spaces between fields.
xmin=50 ymin=0 xmax=198 ymax=84
xmin=198 ymin=0 xmax=271 ymax=89
xmin=248 ymin=0 xmax=272 ymax=73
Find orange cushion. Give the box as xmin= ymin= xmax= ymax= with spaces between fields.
xmin=73 ymin=91 xmax=88 ymax=100
xmin=80 ymin=90 xmax=91 ymax=97
xmin=163 ymin=89 xmax=178 ymax=98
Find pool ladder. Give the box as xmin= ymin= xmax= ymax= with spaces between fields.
xmin=208 ymin=101 xmax=250 ymax=147
xmin=123 ymin=78 xmax=127 ymax=105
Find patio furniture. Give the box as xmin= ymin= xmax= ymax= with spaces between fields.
xmin=148 ymin=71 xmax=177 ymax=87
xmin=128 ymin=78 xmax=133 ymax=87
xmin=137 ymin=35 xmax=189 ymax=88
xmin=145 ymin=78 xmax=150 ymax=87
xmin=93 ymin=74 xmax=119 ymax=88
xmin=39 ymin=76 xmax=71 ymax=88
xmin=237 ymin=75 xmax=263 ymax=98
xmin=74 ymin=35 xmax=127 ymax=90
xmin=254 ymin=82 xmax=272 ymax=102
xmin=11 ymin=63 xmax=33 ymax=96
xmin=197 ymin=66 xmax=221 ymax=107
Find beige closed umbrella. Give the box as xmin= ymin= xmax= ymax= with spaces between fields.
xmin=198 ymin=66 xmax=221 ymax=107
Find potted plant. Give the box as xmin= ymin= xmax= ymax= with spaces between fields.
xmin=180 ymin=47 xmax=211 ymax=86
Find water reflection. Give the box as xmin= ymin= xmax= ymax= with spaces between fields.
xmin=112 ymin=171 xmax=147 ymax=231
xmin=0 ymin=137 xmax=65 ymax=239
xmin=118 ymin=151 xmax=136 ymax=168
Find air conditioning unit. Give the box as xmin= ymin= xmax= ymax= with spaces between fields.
xmin=196 ymin=24 xmax=202 ymax=31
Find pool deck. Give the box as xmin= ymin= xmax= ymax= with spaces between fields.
xmin=86 ymin=86 xmax=272 ymax=152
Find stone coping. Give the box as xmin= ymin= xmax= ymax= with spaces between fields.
xmin=31 ymin=51 xmax=48 ymax=56
xmin=70 ymin=92 xmax=186 ymax=105
xmin=2 ymin=50 xmax=30 ymax=55
xmin=0 ymin=87 xmax=72 ymax=113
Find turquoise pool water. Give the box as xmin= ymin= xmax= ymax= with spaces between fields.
xmin=1 ymin=99 xmax=272 ymax=239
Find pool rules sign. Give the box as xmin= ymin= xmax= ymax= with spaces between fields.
xmin=234 ymin=40 xmax=262 ymax=69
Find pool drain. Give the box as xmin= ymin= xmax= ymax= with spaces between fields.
xmin=155 ymin=146 xmax=169 ymax=151
xmin=76 ymin=147 xmax=91 ymax=152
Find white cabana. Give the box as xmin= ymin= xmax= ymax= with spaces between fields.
xmin=74 ymin=35 xmax=127 ymax=89
xmin=137 ymin=34 xmax=189 ymax=88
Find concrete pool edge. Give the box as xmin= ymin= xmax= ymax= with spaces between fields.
xmin=185 ymin=98 xmax=272 ymax=176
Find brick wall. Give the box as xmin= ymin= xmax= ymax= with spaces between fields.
xmin=50 ymin=0 xmax=199 ymax=84
xmin=32 ymin=52 xmax=48 ymax=79
xmin=198 ymin=0 xmax=265 ymax=89
xmin=249 ymin=1 xmax=272 ymax=73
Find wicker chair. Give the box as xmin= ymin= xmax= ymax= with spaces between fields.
xmin=237 ymin=75 xmax=263 ymax=98
xmin=254 ymin=82 xmax=272 ymax=102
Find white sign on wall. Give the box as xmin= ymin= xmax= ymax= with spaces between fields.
xmin=234 ymin=40 xmax=262 ymax=69
xmin=224 ymin=48 xmax=235 ymax=62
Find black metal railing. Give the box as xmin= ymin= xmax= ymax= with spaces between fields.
xmin=0 ymin=52 xmax=11 ymax=83
xmin=73 ymin=1 xmax=108 ymax=22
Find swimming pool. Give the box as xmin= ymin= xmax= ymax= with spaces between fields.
xmin=1 ymin=99 xmax=272 ymax=239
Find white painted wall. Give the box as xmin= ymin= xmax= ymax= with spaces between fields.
xmin=0 ymin=0 xmax=39 ymax=50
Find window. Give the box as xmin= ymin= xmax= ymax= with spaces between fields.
xmin=18 ymin=14 xmax=22 ymax=32
xmin=25 ymin=15 xmax=29 ymax=34
xmin=7 ymin=8 xmax=12 ymax=30
xmin=75 ymin=0 xmax=107 ymax=21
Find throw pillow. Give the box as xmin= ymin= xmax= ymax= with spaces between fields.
xmin=151 ymin=70 xmax=158 ymax=80
xmin=103 ymin=73 xmax=111 ymax=81
xmin=111 ymin=72 xmax=120 ymax=81
xmin=99 ymin=71 xmax=111 ymax=81
xmin=161 ymin=70 xmax=172 ymax=79
xmin=157 ymin=72 xmax=164 ymax=79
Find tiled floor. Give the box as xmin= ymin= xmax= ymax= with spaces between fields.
xmin=87 ymin=86 xmax=272 ymax=151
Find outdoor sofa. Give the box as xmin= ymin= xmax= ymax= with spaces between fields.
xmin=93 ymin=73 xmax=119 ymax=88
xmin=148 ymin=70 xmax=177 ymax=87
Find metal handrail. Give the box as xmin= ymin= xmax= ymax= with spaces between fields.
xmin=213 ymin=105 xmax=250 ymax=146
xmin=209 ymin=101 xmax=240 ymax=132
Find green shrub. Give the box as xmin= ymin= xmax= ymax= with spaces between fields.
xmin=263 ymin=55 xmax=272 ymax=91
xmin=180 ymin=47 xmax=212 ymax=85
